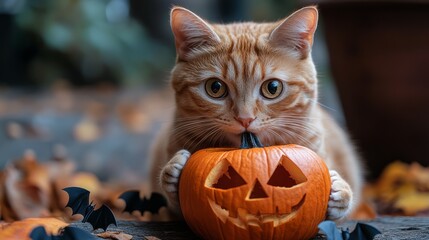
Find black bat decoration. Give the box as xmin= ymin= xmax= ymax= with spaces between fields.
xmin=318 ymin=220 xmax=381 ymax=240
xmin=30 ymin=225 xmax=97 ymax=240
xmin=119 ymin=190 xmax=167 ymax=215
xmin=349 ymin=222 xmax=381 ymax=240
xmin=63 ymin=187 xmax=117 ymax=231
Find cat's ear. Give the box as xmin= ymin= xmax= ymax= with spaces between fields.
xmin=268 ymin=6 xmax=318 ymax=59
xmin=170 ymin=7 xmax=221 ymax=61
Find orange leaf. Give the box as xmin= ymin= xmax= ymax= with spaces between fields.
xmin=74 ymin=118 xmax=101 ymax=142
xmin=0 ymin=217 xmax=68 ymax=240
xmin=97 ymin=231 xmax=133 ymax=240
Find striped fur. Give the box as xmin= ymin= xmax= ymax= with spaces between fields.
xmin=150 ymin=6 xmax=363 ymax=220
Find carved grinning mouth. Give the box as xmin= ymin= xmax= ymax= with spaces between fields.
xmin=208 ymin=194 xmax=306 ymax=229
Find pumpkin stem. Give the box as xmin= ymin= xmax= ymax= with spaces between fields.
xmin=240 ymin=132 xmax=263 ymax=149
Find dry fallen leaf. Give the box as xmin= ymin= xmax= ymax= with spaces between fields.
xmin=0 ymin=217 xmax=68 ymax=240
xmin=57 ymin=172 xmax=101 ymax=195
xmin=3 ymin=165 xmax=51 ymax=220
xmin=97 ymin=231 xmax=133 ymax=240
xmin=74 ymin=118 xmax=101 ymax=142
xmin=117 ymin=103 xmax=150 ymax=133
xmin=0 ymin=147 xmax=168 ymax=222
xmin=409 ymin=162 xmax=429 ymax=191
xmin=0 ymin=89 xmax=177 ymax=223
xmin=145 ymin=236 xmax=161 ymax=240
xmin=366 ymin=160 xmax=429 ymax=215
xmin=1 ymin=150 xmax=78 ymax=220
xmin=394 ymin=193 xmax=429 ymax=215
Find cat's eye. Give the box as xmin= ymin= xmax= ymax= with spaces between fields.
xmin=205 ymin=78 xmax=228 ymax=99
xmin=261 ymin=79 xmax=283 ymax=99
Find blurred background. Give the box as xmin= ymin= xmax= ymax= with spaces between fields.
xmin=1 ymin=0 xmax=429 ymax=218
xmin=1 ymin=0 xmax=334 ymax=181
xmin=0 ymin=0 xmax=306 ymax=88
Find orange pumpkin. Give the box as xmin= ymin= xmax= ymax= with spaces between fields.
xmin=179 ymin=133 xmax=331 ymax=240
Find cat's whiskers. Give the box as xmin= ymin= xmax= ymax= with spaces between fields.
xmin=257 ymin=116 xmax=321 ymax=150
xmin=279 ymin=115 xmax=318 ymax=120
xmin=172 ymin=119 xmax=208 ymax=135
xmin=172 ymin=117 xmax=227 ymax=150
xmin=173 ymin=121 xmax=212 ymax=133
xmin=207 ymin=125 xmax=228 ymax=147
xmin=271 ymin=125 xmax=318 ymax=150
xmin=309 ymin=99 xmax=338 ymax=113
xmin=191 ymin=127 xmax=223 ymax=150
xmin=172 ymin=125 xmax=212 ymax=143
xmin=177 ymin=126 xmax=216 ymax=150
xmin=264 ymin=127 xmax=286 ymax=145
xmin=173 ymin=123 xmax=215 ymax=142
xmin=276 ymin=116 xmax=320 ymax=131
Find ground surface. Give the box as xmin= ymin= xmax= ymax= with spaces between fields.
xmin=72 ymin=217 xmax=429 ymax=240
xmin=0 ymin=87 xmax=173 ymax=182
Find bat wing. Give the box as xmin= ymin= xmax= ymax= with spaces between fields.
xmin=119 ymin=190 xmax=144 ymax=214
xmin=63 ymin=187 xmax=90 ymax=216
xmin=119 ymin=190 xmax=167 ymax=215
xmin=349 ymin=223 xmax=381 ymax=240
xmin=86 ymin=204 xmax=117 ymax=231
xmin=29 ymin=226 xmax=58 ymax=240
xmin=145 ymin=192 xmax=168 ymax=214
xmin=30 ymin=226 xmax=98 ymax=240
xmin=317 ymin=220 xmax=344 ymax=240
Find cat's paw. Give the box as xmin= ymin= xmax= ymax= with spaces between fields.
xmin=327 ymin=170 xmax=353 ymax=221
xmin=160 ymin=149 xmax=191 ymax=214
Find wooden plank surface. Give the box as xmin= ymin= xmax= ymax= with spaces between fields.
xmin=72 ymin=217 xmax=429 ymax=240
xmin=73 ymin=221 xmax=199 ymax=240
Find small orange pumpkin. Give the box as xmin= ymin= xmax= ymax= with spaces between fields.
xmin=179 ymin=132 xmax=331 ymax=240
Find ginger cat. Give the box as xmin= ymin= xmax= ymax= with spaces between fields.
xmin=149 ymin=6 xmax=363 ymax=222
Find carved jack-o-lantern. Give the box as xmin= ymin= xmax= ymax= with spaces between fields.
xmin=179 ymin=133 xmax=331 ymax=240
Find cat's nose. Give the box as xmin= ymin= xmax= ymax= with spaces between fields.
xmin=235 ymin=117 xmax=255 ymax=129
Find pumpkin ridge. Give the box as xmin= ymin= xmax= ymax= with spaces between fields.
xmin=179 ymin=143 xmax=331 ymax=240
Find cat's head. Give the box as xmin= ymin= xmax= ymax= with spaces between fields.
xmin=170 ymin=6 xmax=319 ymax=148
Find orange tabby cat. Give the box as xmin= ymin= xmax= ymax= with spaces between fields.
xmin=149 ymin=6 xmax=363 ymax=222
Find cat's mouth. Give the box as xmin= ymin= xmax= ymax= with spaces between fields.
xmin=207 ymin=194 xmax=305 ymax=229
xmin=228 ymin=131 xmax=263 ymax=148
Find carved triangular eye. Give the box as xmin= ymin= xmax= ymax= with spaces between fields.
xmin=267 ymin=156 xmax=307 ymax=188
xmin=206 ymin=158 xmax=247 ymax=190
xmin=212 ymin=165 xmax=246 ymax=189
xmin=267 ymin=164 xmax=297 ymax=187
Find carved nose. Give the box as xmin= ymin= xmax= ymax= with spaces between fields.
xmin=248 ymin=179 xmax=268 ymax=200
xmin=235 ymin=117 xmax=255 ymax=128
